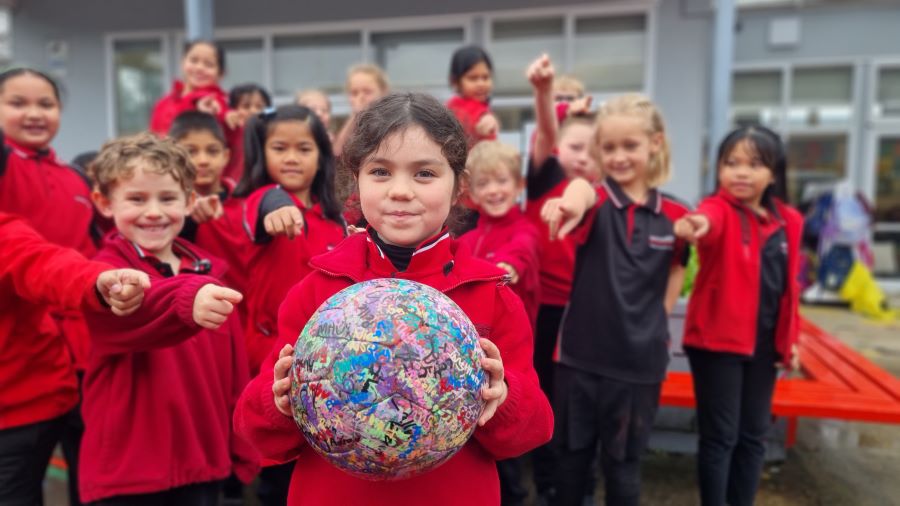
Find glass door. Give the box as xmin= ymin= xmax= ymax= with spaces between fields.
xmin=867 ymin=131 xmax=900 ymax=280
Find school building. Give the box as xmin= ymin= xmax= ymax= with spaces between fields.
xmin=5 ymin=0 xmax=900 ymax=282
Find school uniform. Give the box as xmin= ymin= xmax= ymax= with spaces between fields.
xmin=682 ymin=190 xmax=803 ymax=506
xmin=458 ymin=207 xmax=541 ymax=505
xmin=522 ymin=155 xmax=579 ymax=497
xmin=553 ymin=178 xmax=689 ymax=506
xmin=446 ymin=95 xmax=496 ymax=148
xmin=458 ymin=206 xmax=541 ymax=327
xmin=180 ymin=178 xmax=251 ymax=298
xmin=149 ymin=80 xmax=230 ymax=136
xmin=0 ymin=213 xmax=110 ymax=506
xmin=0 ymin=140 xmax=99 ymax=506
xmin=234 ymin=229 xmax=554 ymax=506
xmin=79 ymin=234 xmax=258 ymax=504
xmin=241 ymin=184 xmax=347 ymax=375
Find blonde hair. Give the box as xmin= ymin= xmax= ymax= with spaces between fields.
xmin=553 ymin=75 xmax=585 ymax=98
xmin=89 ymin=132 xmax=195 ymax=196
xmin=594 ymin=93 xmax=671 ymax=188
xmin=346 ymin=63 xmax=389 ymax=93
xmin=466 ymin=141 xmax=522 ymax=182
xmin=296 ymin=89 xmax=331 ymax=111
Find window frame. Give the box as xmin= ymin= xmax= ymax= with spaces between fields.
xmin=106 ymin=2 xmax=656 ymax=136
xmin=104 ymin=30 xmax=172 ymax=138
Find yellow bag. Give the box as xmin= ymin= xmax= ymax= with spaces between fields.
xmin=839 ymin=261 xmax=896 ymax=321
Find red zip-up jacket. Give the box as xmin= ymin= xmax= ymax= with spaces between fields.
xmin=683 ymin=190 xmax=804 ymax=366
xmin=446 ymin=95 xmax=496 ymax=148
xmin=524 ymin=168 xmax=577 ymax=307
xmin=242 ymin=185 xmax=346 ymax=374
xmin=80 ymin=235 xmax=259 ymax=502
xmin=149 ymin=80 xmax=230 ymax=136
xmin=0 ymin=213 xmax=108 ymax=430
xmin=234 ymin=231 xmax=553 ymax=506
xmin=458 ymin=207 xmax=541 ymax=326
xmin=0 ymin=138 xmax=97 ymax=371
xmin=192 ymin=178 xmax=251 ymax=295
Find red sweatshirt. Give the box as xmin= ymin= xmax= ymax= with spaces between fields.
xmin=446 ymin=95 xmax=496 ymax=148
xmin=0 ymin=138 xmax=97 ymax=371
xmin=149 ymin=80 xmax=230 ymax=136
xmin=242 ymin=185 xmax=346 ymax=374
xmin=524 ymin=159 xmax=577 ymax=307
xmin=0 ymin=213 xmax=108 ymax=430
xmin=683 ymin=190 xmax=804 ymax=366
xmin=191 ymin=179 xmax=251 ymax=295
xmin=80 ymin=235 xmax=259 ymax=502
xmin=458 ymin=207 xmax=541 ymax=326
xmin=234 ymin=231 xmax=553 ymax=506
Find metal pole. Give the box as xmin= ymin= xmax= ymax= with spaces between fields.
xmin=705 ymin=0 xmax=736 ymax=194
xmin=184 ymin=0 xmax=214 ymax=41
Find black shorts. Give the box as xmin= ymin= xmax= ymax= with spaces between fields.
xmin=553 ymin=364 xmax=661 ymax=461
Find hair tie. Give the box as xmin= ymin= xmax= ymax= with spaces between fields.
xmin=260 ymin=106 xmax=277 ymax=118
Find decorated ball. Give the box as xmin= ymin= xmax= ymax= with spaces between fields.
xmin=289 ymin=278 xmax=487 ymax=480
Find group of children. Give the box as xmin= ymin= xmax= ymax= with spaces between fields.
xmin=0 ymin=37 xmax=802 ymax=506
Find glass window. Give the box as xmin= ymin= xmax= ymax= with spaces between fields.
xmin=788 ymin=66 xmax=853 ymax=128
xmin=874 ymin=135 xmax=900 ymax=223
xmin=490 ymin=18 xmax=564 ymax=96
xmin=369 ymin=29 xmax=464 ymax=90
xmin=791 ymin=66 xmax=852 ymax=104
xmin=786 ymin=134 xmax=847 ymax=204
xmin=273 ymin=33 xmax=361 ymax=96
xmin=573 ymin=15 xmax=646 ymax=93
xmin=877 ymin=66 xmax=900 ymax=117
xmin=733 ymin=71 xmax=782 ymax=105
xmin=731 ymin=70 xmax=782 ymax=127
xmin=113 ymin=39 xmax=164 ymax=136
xmin=219 ymin=39 xmax=265 ymax=92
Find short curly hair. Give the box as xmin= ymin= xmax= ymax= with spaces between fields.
xmin=89 ymin=132 xmax=195 ymax=196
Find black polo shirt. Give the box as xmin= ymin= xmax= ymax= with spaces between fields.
xmin=559 ymin=178 xmax=690 ymax=384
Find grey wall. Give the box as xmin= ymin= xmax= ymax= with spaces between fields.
xmin=735 ymin=4 xmax=900 ymax=62
xmin=654 ymin=0 xmax=710 ymax=204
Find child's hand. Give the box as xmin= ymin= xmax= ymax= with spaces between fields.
xmin=541 ymin=196 xmax=587 ymax=241
xmin=475 ymin=113 xmax=500 ymax=138
xmin=191 ymin=194 xmax=223 ymax=224
xmin=567 ymin=95 xmax=593 ymax=116
xmin=497 ymin=262 xmax=519 ymax=284
xmin=478 ymin=338 xmax=508 ymax=426
xmin=197 ymin=95 xmax=222 ymax=116
xmin=273 ymin=344 xmax=294 ymax=417
xmin=95 ymin=269 xmax=152 ymax=316
xmin=225 ymin=110 xmax=244 ymax=130
xmin=673 ymin=214 xmax=710 ymax=243
xmin=346 ymin=224 xmax=365 ymax=235
xmin=264 ymin=206 xmax=304 ymax=239
xmin=527 ymin=54 xmax=555 ymax=92
xmin=193 ymin=284 xmax=243 ymax=329
xmin=790 ymin=343 xmax=800 ymax=371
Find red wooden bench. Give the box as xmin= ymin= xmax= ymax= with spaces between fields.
xmin=660 ymin=317 xmax=900 ymax=446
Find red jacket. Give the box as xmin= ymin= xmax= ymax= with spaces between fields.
xmin=458 ymin=207 xmax=541 ymax=326
xmin=193 ymin=179 xmax=251 ymax=295
xmin=80 ymin=235 xmax=259 ymax=502
xmin=242 ymin=185 xmax=346 ymax=374
xmin=0 ymin=213 xmax=108 ymax=430
xmin=222 ymin=125 xmax=246 ymax=183
xmin=524 ymin=177 xmax=577 ymax=307
xmin=0 ymin=138 xmax=97 ymax=371
xmin=683 ymin=190 xmax=804 ymax=365
xmin=446 ymin=95 xmax=496 ymax=148
xmin=149 ymin=80 xmax=230 ymax=136
xmin=234 ymin=231 xmax=553 ymax=506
